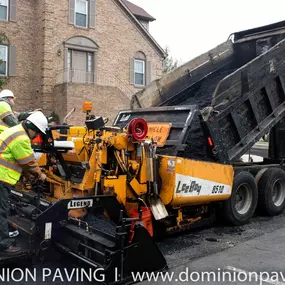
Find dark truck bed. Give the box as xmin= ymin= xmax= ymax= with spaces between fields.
xmin=124 ymin=21 xmax=285 ymax=164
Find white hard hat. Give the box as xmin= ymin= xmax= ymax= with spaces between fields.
xmin=0 ymin=89 xmax=14 ymax=98
xmin=26 ymin=111 xmax=48 ymax=134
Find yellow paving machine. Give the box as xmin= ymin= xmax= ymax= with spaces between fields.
xmin=6 ymin=20 xmax=285 ymax=284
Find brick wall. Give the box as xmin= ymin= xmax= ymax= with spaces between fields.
xmin=1 ymin=0 xmax=164 ymax=121
xmin=53 ymin=83 xmax=68 ymax=122
xmin=0 ymin=0 xmax=37 ymax=112
xmin=43 ymin=0 xmax=163 ymax=119
xmin=54 ymin=83 xmax=131 ymax=125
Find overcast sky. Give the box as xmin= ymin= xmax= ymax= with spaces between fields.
xmin=130 ymin=0 xmax=285 ymax=63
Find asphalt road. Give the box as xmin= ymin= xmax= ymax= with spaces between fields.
xmin=6 ymin=211 xmax=284 ymax=285
xmin=250 ymin=148 xmax=268 ymax=158
xmin=6 ymin=145 xmax=283 ymax=285
xmin=142 ymin=220 xmax=285 ymax=284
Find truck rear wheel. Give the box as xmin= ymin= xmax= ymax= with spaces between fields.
xmin=223 ymin=171 xmax=258 ymax=226
xmin=257 ymin=168 xmax=285 ymax=216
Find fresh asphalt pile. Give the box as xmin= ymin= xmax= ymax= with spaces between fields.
xmin=167 ymin=70 xmax=235 ymax=162
xmin=84 ymin=212 xmax=117 ymax=237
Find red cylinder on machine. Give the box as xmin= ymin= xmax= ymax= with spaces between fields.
xmin=129 ymin=207 xmax=153 ymax=238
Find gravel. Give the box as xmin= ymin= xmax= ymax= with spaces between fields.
xmin=84 ymin=212 xmax=116 ymax=238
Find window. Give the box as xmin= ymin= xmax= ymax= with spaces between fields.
xmin=0 ymin=0 xmax=8 ymax=21
xmin=134 ymin=60 xmax=145 ymax=86
xmin=67 ymin=50 xmax=71 ymax=70
xmin=69 ymin=0 xmax=95 ymax=29
xmin=130 ymin=51 xmax=150 ymax=87
xmin=87 ymin=52 xmax=94 ymax=72
xmin=64 ymin=37 xmax=98 ymax=84
xmin=66 ymin=49 xmax=95 ymax=83
xmin=0 ymin=45 xmax=7 ymax=76
xmin=75 ymin=0 xmax=88 ymax=28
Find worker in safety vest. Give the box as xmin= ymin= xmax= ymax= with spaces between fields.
xmin=0 ymin=89 xmax=42 ymax=131
xmin=0 ymin=111 xmax=48 ymax=255
xmin=0 ymin=90 xmax=18 ymax=134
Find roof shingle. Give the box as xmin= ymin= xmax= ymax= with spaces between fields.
xmin=121 ymin=0 xmax=156 ymax=22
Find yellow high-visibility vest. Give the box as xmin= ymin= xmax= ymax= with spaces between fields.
xmin=0 ymin=124 xmax=35 ymax=185
xmin=0 ymin=121 xmax=8 ymax=134
xmin=0 ymin=101 xmax=13 ymax=134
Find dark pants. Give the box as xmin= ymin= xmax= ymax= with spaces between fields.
xmin=0 ymin=182 xmax=13 ymax=250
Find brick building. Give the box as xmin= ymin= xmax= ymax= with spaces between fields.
xmin=0 ymin=0 xmax=165 ymax=124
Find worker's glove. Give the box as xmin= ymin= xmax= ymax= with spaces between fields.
xmin=39 ymin=173 xmax=47 ymax=183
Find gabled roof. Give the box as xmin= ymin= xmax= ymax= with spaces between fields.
xmin=116 ymin=0 xmax=165 ymax=58
xmin=121 ymin=0 xmax=156 ymax=22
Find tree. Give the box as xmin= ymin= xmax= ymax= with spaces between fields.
xmin=163 ymin=46 xmax=178 ymax=74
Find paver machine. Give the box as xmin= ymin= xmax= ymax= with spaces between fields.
xmin=6 ymin=20 xmax=285 ymax=285
xmin=5 ymin=101 xmax=235 ymax=284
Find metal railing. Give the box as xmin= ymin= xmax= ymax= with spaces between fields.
xmin=55 ymin=69 xmax=95 ymax=84
xmin=55 ymin=69 xmax=134 ymax=99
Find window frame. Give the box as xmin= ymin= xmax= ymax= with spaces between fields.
xmin=64 ymin=37 xmax=98 ymax=84
xmin=134 ymin=59 xmax=145 ymax=86
xmin=75 ymin=0 xmax=88 ymax=28
xmin=0 ymin=44 xmax=8 ymax=77
xmin=66 ymin=49 xmax=95 ymax=83
xmin=0 ymin=0 xmax=9 ymax=21
xmin=67 ymin=49 xmax=72 ymax=70
xmin=87 ymin=52 xmax=94 ymax=73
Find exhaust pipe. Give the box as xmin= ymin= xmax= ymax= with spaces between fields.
xmin=63 ymin=108 xmax=76 ymax=124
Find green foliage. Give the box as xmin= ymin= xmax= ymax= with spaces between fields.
xmin=0 ymin=32 xmax=9 ymax=90
xmin=0 ymin=33 xmax=8 ymax=44
xmin=0 ymin=60 xmax=7 ymax=89
xmin=0 ymin=59 xmax=7 ymax=89
xmin=0 ymin=79 xmax=6 ymax=89
xmin=163 ymin=46 xmax=178 ymax=74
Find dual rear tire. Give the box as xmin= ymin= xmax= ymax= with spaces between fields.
xmin=223 ymin=168 xmax=285 ymax=226
xmin=257 ymin=168 xmax=285 ymax=216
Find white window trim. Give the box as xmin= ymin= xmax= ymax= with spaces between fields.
xmin=0 ymin=0 xmax=9 ymax=21
xmin=65 ymin=49 xmax=95 ymax=83
xmin=67 ymin=49 xmax=71 ymax=70
xmin=87 ymin=52 xmax=93 ymax=73
xmin=0 ymin=45 xmax=8 ymax=76
xmin=134 ymin=59 xmax=145 ymax=86
xmin=75 ymin=0 xmax=88 ymax=28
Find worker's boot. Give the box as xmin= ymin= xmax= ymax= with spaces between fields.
xmin=1 ymin=245 xmax=22 ymax=255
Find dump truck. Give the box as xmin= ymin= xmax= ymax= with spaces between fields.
xmin=131 ymin=20 xmax=285 ymax=164
xmin=4 ymin=20 xmax=285 ymax=285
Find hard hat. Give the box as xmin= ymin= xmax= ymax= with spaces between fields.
xmin=26 ymin=111 xmax=48 ymax=134
xmin=0 ymin=89 xmax=14 ymax=98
